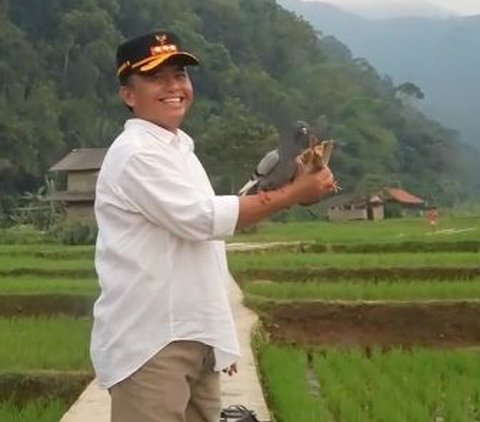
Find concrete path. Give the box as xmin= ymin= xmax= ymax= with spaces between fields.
xmin=219 ymin=281 xmax=270 ymax=421
xmin=60 ymin=242 xmax=276 ymax=422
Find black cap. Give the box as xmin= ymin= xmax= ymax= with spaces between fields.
xmin=116 ymin=31 xmax=199 ymax=82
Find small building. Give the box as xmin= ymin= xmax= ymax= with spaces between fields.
xmin=322 ymin=193 xmax=384 ymax=222
xmin=367 ymin=195 xmax=385 ymax=220
xmin=321 ymin=187 xmax=424 ymax=222
xmin=48 ymin=148 xmax=108 ymax=223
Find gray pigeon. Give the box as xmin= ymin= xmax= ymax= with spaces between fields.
xmin=238 ymin=121 xmax=310 ymax=195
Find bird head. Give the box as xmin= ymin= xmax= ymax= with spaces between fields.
xmin=295 ymin=120 xmax=309 ymax=136
xmin=293 ymin=120 xmax=311 ymax=150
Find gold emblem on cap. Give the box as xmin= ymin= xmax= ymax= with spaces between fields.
xmin=150 ymin=34 xmax=178 ymax=56
xmin=156 ymin=34 xmax=168 ymax=45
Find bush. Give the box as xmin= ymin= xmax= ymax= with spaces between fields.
xmin=48 ymin=222 xmax=97 ymax=245
xmin=0 ymin=225 xmax=49 ymax=244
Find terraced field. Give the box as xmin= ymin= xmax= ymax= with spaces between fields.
xmin=0 ymin=244 xmax=96 ymax=421
xmin=229 ymin=217 xmax=480 ymax=421
xmin=1 ymin=216 xmax=479 ymax=421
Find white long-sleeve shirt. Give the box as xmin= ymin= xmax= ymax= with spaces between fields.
xmin=90 ymin=118 xmax=241 ymax=389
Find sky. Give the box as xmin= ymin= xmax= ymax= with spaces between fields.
xmin=310 ymin=0 xmax=480 ymax=17
xmin=412 ymin=0 xmax=480 ymax=15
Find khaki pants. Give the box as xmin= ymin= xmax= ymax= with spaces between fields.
xmin=110 ymin=341 xmax=221 ymax=422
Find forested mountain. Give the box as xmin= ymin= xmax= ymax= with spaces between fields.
xmin=0 ymin=0 xmax=479 ymax=224
xmin=315 ymin=0 xmax=458 ymax=20
xmin=278 ymin=0 xmax=480 ymax=150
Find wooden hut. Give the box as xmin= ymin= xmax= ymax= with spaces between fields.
xmin=322 ymin=193 xmax=384 ymax=222
xmin=48 ymin=148 xmax=107 ymax=223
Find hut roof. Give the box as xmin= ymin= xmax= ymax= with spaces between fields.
xmin=320 ymin=192 xmax=368 ymax=209
xmin=49 ymin=148 xmax=108 ymax=172
xmin=48 ymin=191 xmax=95 ymax=202
xmin=384 ymin=188 xmax=424 ymax=205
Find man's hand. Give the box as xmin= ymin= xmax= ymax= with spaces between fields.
xmin=290 ymin=165 xmax=336 ymax=206
xmin=222 ymin=363 xmax=238 ymax=376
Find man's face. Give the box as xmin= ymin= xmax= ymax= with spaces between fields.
xmin=119 ymin=63 xmax=193 ymax=132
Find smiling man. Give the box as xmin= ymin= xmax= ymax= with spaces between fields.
xmin=91 ymin=30 xmax=335 ymax=422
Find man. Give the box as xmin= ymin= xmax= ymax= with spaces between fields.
xmin=90 ymin=30 xmax=335 ymax=422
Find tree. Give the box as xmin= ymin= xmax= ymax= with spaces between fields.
xmin=396 ymin=82 xmax=425 ymax=100
xmin=0 ymin=0 xmax=477 ymax=212
xmin=196 ymin=98 xmax=278 ymax=193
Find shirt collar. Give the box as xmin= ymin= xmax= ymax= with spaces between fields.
xmin=125 ymin=118 xmax=194 ymax=152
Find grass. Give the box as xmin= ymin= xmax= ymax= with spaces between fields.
xmin=228 ymin=251 xmax=480 ymax=272
xmin=259 ymin=344 xmax=480 ymax=422
xmin=0 ymin=244 xmax=95 ymax=421
xmin=232 ymin=216 xmax=480 ymax=243
xmin=0 ymin=400 xmax=67 ymax=422
xmin=0 ymin=317 xmax=92 ymax=371
xmin=0 ymin=256 xmax=93 ymax=272
xmin=245 ymin=279 xmax=480 ymax=301
xmin=0 ymin=218 xmax=478 ymax=420
xmin=0 ymin=276 xmax=98 ymax=295
xmin=0 ymin=244 xmax=93 ymax=259
xmin=258 ymin=346 xmax=329 ymax=421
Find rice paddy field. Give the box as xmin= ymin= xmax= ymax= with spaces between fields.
xmin=0 ymin=215 xmax=479 ymax=421
xmin=230 ymin=216 xmax=480 ymax=421
xmin=0 ymin=243 xmax=95 ymax=421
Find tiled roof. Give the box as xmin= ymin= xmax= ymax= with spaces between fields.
xmin=319 ymin=192 xmax=365 ymax=208
xmin=49 ymin=148 xmax=108 ymax=172
xmin=385 ymin=188 xmax=424 ymax=205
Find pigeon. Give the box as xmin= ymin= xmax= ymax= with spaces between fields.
xmin=238 ymin=120 xmax=311 ymax=195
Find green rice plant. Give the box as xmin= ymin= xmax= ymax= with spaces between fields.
xmin=0 ymin=317 xmax=92 ymax=371
xmin=443 ymin=381 xmax=471 ymax=421
xmin=0 ymin=245 xmax=93 ymax=259
xmin=369 ymin=389 xmax=406 ymax=422
xmin=326 ymin=240 xmax=480 ymax=253
xmin=315 ymin=350 xmax=369 ymax=420
xmin=0 ymin=276 xmax=98 ymax=295
xmin=245 ymin=279 xmax=480 ymax=302
xmin=258 ymin=344 xmax=333 ymax=422
xmin=232 ymin=216 xmax=480 ymax=244
xmin=259 ymin=345 xmax=480 ymax=421
xmin=0 ymin=256 xmax=93 ymax=272
xmin=0 ymin=399 xmax=66 ymax=422
xmin=228 ymin=252 xmax=480 ymax=272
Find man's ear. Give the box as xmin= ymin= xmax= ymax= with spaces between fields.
xmin=119 ymin=85 xmax=135 ymax=109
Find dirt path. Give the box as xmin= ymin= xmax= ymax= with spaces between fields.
xmin=263 ymin=301 xmax=480 ymax=348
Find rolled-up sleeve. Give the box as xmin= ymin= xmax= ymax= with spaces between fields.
xmin=118 ymin=149 xmax=239 ymax=241
xmin=212 ymin=195 xmax=239 ymax=238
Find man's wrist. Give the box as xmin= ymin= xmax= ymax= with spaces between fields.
xmin=261 ymin=183 xmax=299 ymax=211
xmin=236 ymin=184 xmax=299 ymax=229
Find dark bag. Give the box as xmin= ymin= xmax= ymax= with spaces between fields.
xmin=220 ymin=405 xmax=260 ymax=422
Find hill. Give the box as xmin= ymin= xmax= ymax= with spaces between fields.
xmin=278 ymin=0 xmax=480 ymax=150
xmin=0 ymin=0 xmax=479 ymax=225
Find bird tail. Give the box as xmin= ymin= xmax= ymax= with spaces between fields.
xmin=238 ymin=179 xmax=258 ymax=196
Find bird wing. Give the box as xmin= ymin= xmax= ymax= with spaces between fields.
xmin=238 ymin=149 xmax=280 ymax=196
xmin=259 ymin=121 xmax=310 ymax=191
xmin=256 ymin=149 xmax=280 ymax=176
